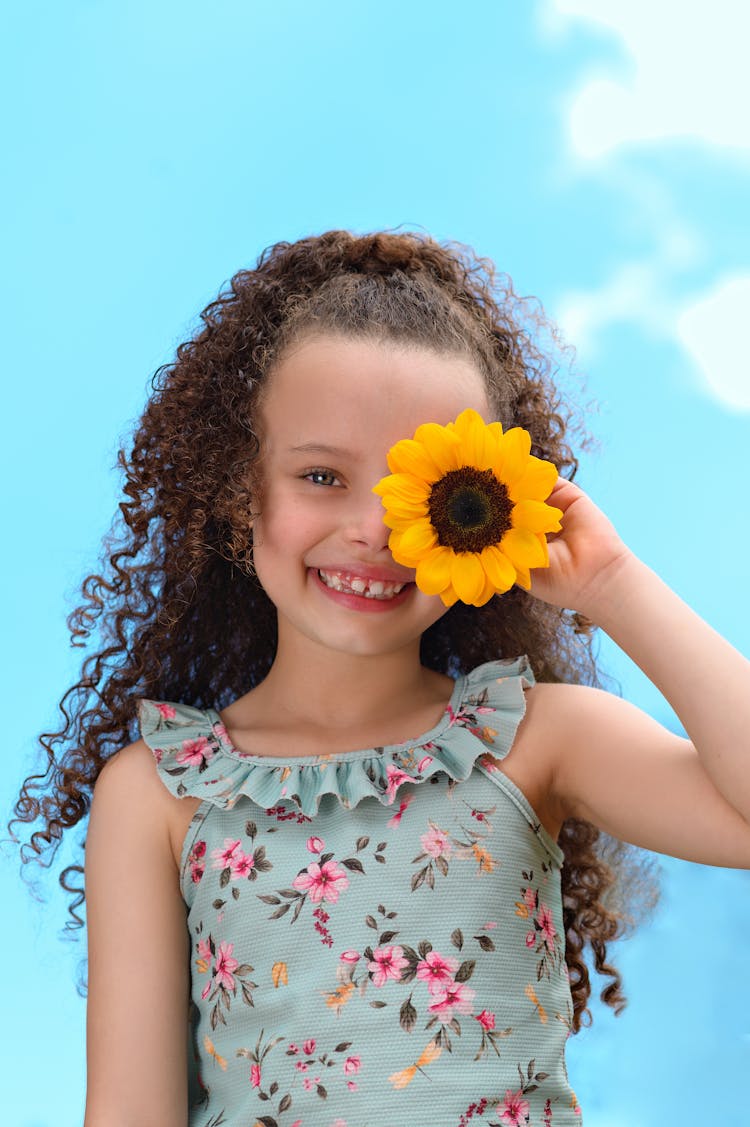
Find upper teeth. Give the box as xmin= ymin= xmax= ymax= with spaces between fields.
xmin=318 ymin=570 xmax=407 ymax=599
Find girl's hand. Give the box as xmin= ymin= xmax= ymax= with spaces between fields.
xmin=527 ymin=478 xmax=633 ymax=615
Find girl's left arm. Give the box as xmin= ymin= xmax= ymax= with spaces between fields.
xmin=529 ymin=479 xmax=750 ymax=868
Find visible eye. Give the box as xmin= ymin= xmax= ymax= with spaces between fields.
xmin=304 ymin=468 xmax=341 ymax=487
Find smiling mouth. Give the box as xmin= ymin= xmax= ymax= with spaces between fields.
xmin=317 ymin=569 xmax=409 ymax=600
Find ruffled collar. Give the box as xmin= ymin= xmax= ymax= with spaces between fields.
xmin=137 ymin=656 xmax=534 ymax=816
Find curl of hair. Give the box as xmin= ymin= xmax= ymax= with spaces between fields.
xmin=10 ymin=229 xmax=659 ymax=1027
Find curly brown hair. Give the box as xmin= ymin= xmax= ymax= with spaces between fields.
xmin=11 ymin=229 xmax=658 ymax=1030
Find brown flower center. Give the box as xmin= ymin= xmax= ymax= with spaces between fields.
xmin=428 ymin=466 xmax=512 ymax=552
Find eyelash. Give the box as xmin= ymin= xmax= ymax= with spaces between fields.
xmin=304 ymin=468 xmax=341 ymax=487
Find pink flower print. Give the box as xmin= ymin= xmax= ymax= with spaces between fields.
xmin=302 ymin=1038 xmax=316 ymax=1055
xmin=475 ymin=1009 xmax=495 ymax=1031
xmin=427 ymin=981 xmax=476 ymax=1023
xmin=214 ymin=941 xmax=238 ymax=990
xmin=201 ymin=979 xmax=212 ymax=1000
xmin=177 ymin=736 xmax=212 ymax=766
xmin=250 ymin=1063 xmax=261 ymax=1088
xmin=525 ymin=931 xmax=536 ymax=948
xmin=306 ymin=835 xmax=325 ymax=853
xmin=537 ymin=903 xmax=557 ymax=951
xmin=368 ymin=944 xmax=409 ymax=987
xmin=481 ymin=921 xmax=498 ymax=930
xmin=340 ymin=950 xmax=361 ymax=963
xmin=302 ymin=1077 xmax=315 ymax=1091
xmin=188 ymin=839 xmax=207 ymax=883
xmin=384 ymin=762 xmax=412 ymax=803
xmin=295 ymin=1061 xmax=308 ymax=1072
xmin=524 ymin=887 xmax=537 ymax=912
xmin=156 ymin=702 xmax=176 ymax=720
xmin=288 ymin=1043 xmax=299 ymax=1054
xmin=229 ymin=850 xmax=255 ymax=879
xmin=417 ymin=754 xmax=433 ymax=772
xmin=499 ymin=1089 xmax=530 ymax=1126
xmin=343 ymin=1056 xmax=361 ymax=1075
xmin=197 ymin=939 xmax=212 ymax=962
xmin=212 ymin=838 xmax=241 ymax=869
xmin=386 ymin=791 xmax=414 ymax=827
xmin=347 ymin=1080 xmax=358 ymax=1091
xmin=415 ymin=950 xmax=459 ymax=993
xmin=293 ymin=860 xmax=350 ymax=904
xmin=420 ymin=825 xmax=451 ymax=859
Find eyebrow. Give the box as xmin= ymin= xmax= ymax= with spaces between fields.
xmin=288 ymin=443 xmax=360 ymax=459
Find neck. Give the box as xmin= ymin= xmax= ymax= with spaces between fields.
xmin=254 ymin=626 xmax=447 ymax=735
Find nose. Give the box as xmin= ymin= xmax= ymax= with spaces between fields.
xmin=344 ymin=487 xmax=392 ymax=554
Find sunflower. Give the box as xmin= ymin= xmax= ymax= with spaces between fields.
xmin=372 ymin=408 xmax=563 ymax=607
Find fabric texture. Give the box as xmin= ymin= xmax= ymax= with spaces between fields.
xmin=138 ymin=656 xmax=582 ymax=1127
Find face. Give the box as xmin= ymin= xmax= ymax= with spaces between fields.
xmin=252 ymin=334 xmax=491 ymax=662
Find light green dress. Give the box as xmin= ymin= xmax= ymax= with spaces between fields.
xmin=138 ymin=656 xmax=582 ymax=1127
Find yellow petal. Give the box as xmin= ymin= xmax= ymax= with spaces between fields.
xmin=373 ymin=472 xmax=431 ymax=504
xmin=513 ymin=565 xmax=532 ymax=590
xmin=511 ymin=499 xmax=563 ymax=534
xmin=507 ymin=456 xmax=558 ymax=503
xmin=415 ymin=546 xmax=454 ymax=595
xmin=473 ymin=573 xmax=497 ymax=606
xmin=449 ymin=408 xmax=486 ymax=434
xmin=448 ymin=409 xmax=494 ymax=468
xmin=496 ymin=427 xmax=532 ymax=485
xmin=386 ymin=438 xmax=442 ymax=480
xmin=413 ymin=423 xmax=462 ymax=473
xmin=479 ymin=545 xmax=516 ymax=593
xmin=388 ymin=532 xmax=421 ymax=568
xmin=450 ymin=552 xmax=486 ymax=604
xmin=440 ymin=586 xmax=460 ymax=607
xmin=381 ymin=499 xmax=430 ymax=525
xmin=535 ymin=532 xmax=550 ymax=567
xmin=500 ymin=526 xmax=548 ymax=569
xmin=394 ymin=519 xmax=437 ymax=556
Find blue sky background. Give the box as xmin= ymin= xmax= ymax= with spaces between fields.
xmin=3 ymin=2 xmax=749 ymax=1124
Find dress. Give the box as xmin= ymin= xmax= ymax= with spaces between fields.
xmin=138 ymin=656 xmax=582 ymax=1127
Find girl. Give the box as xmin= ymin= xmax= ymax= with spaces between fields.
xmin=13 ymin=230 xmax=750 ymax=1127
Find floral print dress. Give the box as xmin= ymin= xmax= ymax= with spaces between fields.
xmin=138 ymin=656 xmax=582 ymax=1127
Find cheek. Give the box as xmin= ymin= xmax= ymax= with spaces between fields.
xmin=252 ymin=500 xmax=323 ymax=564
xmin=412 ymin=585 xmax=452 ymax=631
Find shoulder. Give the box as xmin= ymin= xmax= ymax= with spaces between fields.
xmin=499 ymin=681 xmax=625 ymax=835
xmin=91 ymin=738 xmax=197 ymax=871
xmin=517 ymin=681 xmax=629 ymax=763
xmin=95 ymin=737 xmax=176 ymax=816
xmin=523 ymin=680 xmax=638 ymax=731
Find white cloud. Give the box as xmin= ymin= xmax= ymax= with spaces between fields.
xmin=555 ymin=211 xmax=696 ymax=353
xmin=545 ymin=0 xmax=750 ymax=158
xmin=676 ymin=275 xmax=750 ymax=410
xmin=542 ymin=0 xmax=750 ymax=412
xmin=558 ymin=265 xmax=750 ymax=413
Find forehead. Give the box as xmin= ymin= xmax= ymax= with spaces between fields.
xmin=261 ymin=335 xmax=490 ymax=453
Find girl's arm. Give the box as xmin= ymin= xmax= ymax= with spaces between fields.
xmin=528 ymin=479 xmax=750 ymax=867
xmin=84 ymin=741 xmax=189 ymax=1127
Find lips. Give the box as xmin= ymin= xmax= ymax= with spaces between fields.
xmin=310 ymin=567 xmax=415 ymax=612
